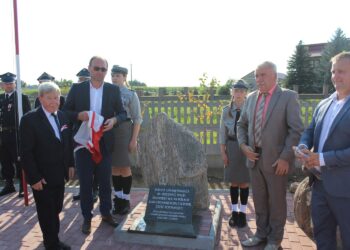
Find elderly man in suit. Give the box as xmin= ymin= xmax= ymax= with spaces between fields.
xmin=295 ymin=52 xmax=350 ymax=250
xmin=237 ymin=61 xmax=304 ymax=250
xmin=20 ymin=82 xmax=74 ymax=250
xmin=34 ymin=72 xmax=65 ymax=110
xmin=63 ymin=56 xmax=127 ymax=234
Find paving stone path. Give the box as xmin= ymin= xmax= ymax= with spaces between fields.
xmin=0 ymin=187 xmax=316 ymax=250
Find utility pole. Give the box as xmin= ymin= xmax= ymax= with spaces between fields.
xmin=130 ymin=64 xmax=133 ymax=83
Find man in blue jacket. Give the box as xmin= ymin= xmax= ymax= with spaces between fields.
xmin=296 ymin=51 xmax=350 ymax=250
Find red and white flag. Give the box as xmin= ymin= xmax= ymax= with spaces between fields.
xmin=74 ymin=111 xmax=104 ymax=163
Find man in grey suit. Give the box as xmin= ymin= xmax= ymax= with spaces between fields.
xmin=296 ymin=52 xmax=350 ymax=250
xmin=237 ymin=61 xmax=303 ymax=250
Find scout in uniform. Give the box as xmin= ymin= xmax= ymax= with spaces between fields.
xmin=110 ymin=65 xmax=142 ymax=215
xmin=219 ymin=79 xmax=250 ymax=227
xmin=0 ymin=72 xmax=31 ymax=197
xmin=34 ymin=72 xmax=65 ymax=110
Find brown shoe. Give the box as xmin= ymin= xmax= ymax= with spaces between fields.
xmin=101 ymin=215 xmax=119 ymax=227
xmin=241 ymin=236 xmax=266 ymax=247
xmin=81 ymin=219 xmax=91 ymax=235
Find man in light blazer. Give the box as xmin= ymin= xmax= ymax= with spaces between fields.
xmin=20 ymin=82 xmax=74 ymax=250
xmin=296 ymin=52 xmax=350 ymax=250
xmin=237 ymin=61 xmax=303 ymax=250
xmin=63 ymin=56 xmax=127 ymax=234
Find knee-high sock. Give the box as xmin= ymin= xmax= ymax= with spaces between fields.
xmin=122 ymin=176 xmax=132 ymax=200
xmin=239 ymin=187 xmax=249 ymax=213
xmin=112 ymin=175 xmax=123 ymax=198
xmin=230 ymin=186 xmax=239 ymax=212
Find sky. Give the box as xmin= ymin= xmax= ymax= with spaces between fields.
xmin=0 ymin=0 xmax=349 ymax=87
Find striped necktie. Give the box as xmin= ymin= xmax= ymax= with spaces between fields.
xmin=51 ymin=113 xmax=62 ymax=140
xmin=254 ymin=93 xmax=268 ymax=147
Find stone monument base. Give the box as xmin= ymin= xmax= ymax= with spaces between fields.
xmin=114 ymin=195 xmax=222 ymax=250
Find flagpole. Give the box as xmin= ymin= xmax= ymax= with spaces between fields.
xmin=13 ymin=0 xmax=28 ymax=206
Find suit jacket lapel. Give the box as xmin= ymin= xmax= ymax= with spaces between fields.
xmin=57 ymin=111 xmax=67 ymax=144
xmin=314 ymin=97 xmax=333 ymax=149
xmin=101 ymin=82 xmax=108 ymax=117
xmin=83 ymin=81 xmax=90 ymax=111
xmin=263 ymin=86 xmax=281 ymax=129
xmin=327 ymin=97 xmax=350 ymax=139
xmin=250 ymin=91 xmax=259 ymax=122
xmin=38 ymin=107 xmax=61 ymax=142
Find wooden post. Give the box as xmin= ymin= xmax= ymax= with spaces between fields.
xmin=293 ymin=84 xmax=299 ymax=93
xmin=322 ymin=84 xmax=329 ymax=96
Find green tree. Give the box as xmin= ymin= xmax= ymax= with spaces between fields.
xmin=55 ymin=79 xmax=73 ymax=88
xmin=21 ymin=80 xmax=27 ymax=88
xmin=317 ymin=28 xmax=350 ymax=86
xmin=217 ymin=79 xmax=235 ymax=95
xmin=286 ymin=40 xmax=316 ymax=93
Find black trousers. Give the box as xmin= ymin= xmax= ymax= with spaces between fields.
xmin=0 ymin=131 xmax=21 ymax=181
xmin=32 ymin=184 xmax=64 ymax=249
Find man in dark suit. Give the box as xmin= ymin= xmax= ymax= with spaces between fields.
xmin=0 ymin=72 xmax=31 ymax=197
xmin=34 ymin=72 xmax=65 ymax=110
xmin=237 ymin=62 xmax=303 ymax=250
xmin=71 ymin=67 xmax=99 ymax=202
xmin=63 ymin=56 xmax=127 ymax=234
xmin=296 ymin=52 xmax=350 ymax=250
xmin=20 ymin=82 xmax=74 ymax=250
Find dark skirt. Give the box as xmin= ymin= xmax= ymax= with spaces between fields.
xmin=111 ymin=121 xmax=133 ymax=167
xmin=224 ymin=140 xmax=250 ymax=183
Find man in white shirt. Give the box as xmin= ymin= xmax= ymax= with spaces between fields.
xmin=296 ymin=51 xmax=350 ymax=250
xmin=63 ymin=56 xmax=127 ymax=234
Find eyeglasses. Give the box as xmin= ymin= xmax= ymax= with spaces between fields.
xmin=93 ymin=66 xmax=107 ymax=72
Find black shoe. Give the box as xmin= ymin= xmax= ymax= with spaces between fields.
xmin=18 ymin=192 xmax=24 ymax=198
xmin=92 ymin=191 xmax=98 ymax=203
xmin=58 ymin=241 xmax=71 ymax=250
xmin=237 ymin=212 xmax=247 ymax=228
xmin=81 ymin=219 xmax=91 ymax=235
xmin=0 ymin=183 xmax=16 ymax=196
xmin=119 ymin=199 xmax=130 ymax=215
xmin=102 ymin=214 xmax=119 ymax=227
xmin=112 ymin=197 xmax=122 ymax=215
xmin=228 ymin=211 xmax=239 ymax=227
xmin=72 ymin=193 xmax=80 ymax=201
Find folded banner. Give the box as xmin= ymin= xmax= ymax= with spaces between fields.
xmin=74 ymin=111 xmax=104 ymax=163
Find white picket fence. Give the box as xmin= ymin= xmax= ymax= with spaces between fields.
xmin=139 ymin=95 xmax=321 ymax=155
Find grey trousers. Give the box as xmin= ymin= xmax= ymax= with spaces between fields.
xmin=250 ymin=156 xmax=288 ymax=244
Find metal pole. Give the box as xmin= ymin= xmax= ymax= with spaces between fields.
xmin=13 ymin=0 xmax=28 ymax=206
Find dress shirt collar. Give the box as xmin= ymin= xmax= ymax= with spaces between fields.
xmin=90 ymin=81 xmax=104 ymax=90
xmin=330 ymin=91 xmax=350 ymax=103
xmin=5 ymin=91 xmax=15 ymax=97
xmin=259 ymin=83 xmax=277 ymax=96
xmin=42 ymin=106 xmax=58 ymax=119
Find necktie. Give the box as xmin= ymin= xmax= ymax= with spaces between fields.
xmin=254 ymin=93 xmax=268 ymax=147
xmin=234 ymin=109 xmax=241 ymax=135
xmin=5 ymin=94 xmax=9 ymax=101
xmin=51 ymin=113 xmax=62 ymax=140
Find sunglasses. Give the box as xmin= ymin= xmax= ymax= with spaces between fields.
xmin=93 ymin=66 xmax=108 ymax=72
